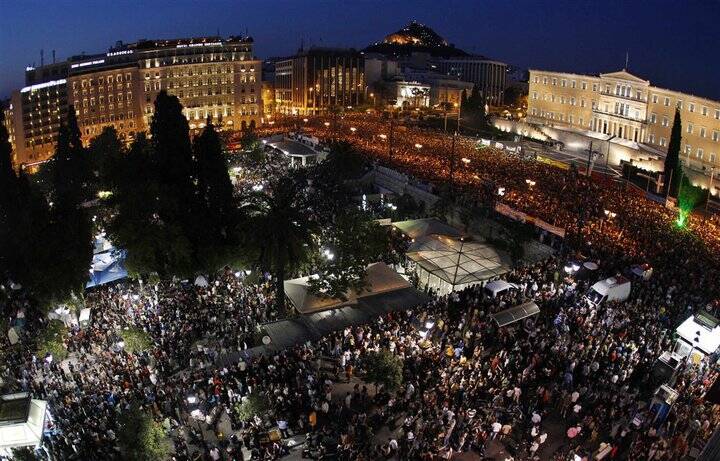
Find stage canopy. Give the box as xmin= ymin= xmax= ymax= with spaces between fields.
xmin=284 ymin=262 xmax=411 ymax=314
xmin=392 ymin=218 xmax=463 ymax=240
xmin=492 ymin=301 xmax=540 ymax=327
xmin=406 ymin=234 xmax=511 ymax=295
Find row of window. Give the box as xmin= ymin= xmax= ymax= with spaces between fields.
xmin=534 ymin=75 xmax=720 ymax=120
xmin=75 ymin=73 xmax=132 ymax=89
xmin=75 ymin=83 xmax=133 ymax=96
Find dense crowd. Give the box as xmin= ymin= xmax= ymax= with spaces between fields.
xmin=1 ymin=115 xmax=719 ymax=461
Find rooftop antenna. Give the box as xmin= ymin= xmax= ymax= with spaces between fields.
xmin=625 ymin=50 xmax=629 ymax=70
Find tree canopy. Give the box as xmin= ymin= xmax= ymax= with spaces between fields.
xmin=664 ymin=108 xmax=683 ymax=198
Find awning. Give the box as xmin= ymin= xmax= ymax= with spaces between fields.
xmin=485 ymin=280 xmax=516 ymax=295
xmin=492 ymin=301 xmax=540 ymax=327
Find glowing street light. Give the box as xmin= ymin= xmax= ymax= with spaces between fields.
xmin=414 ymin=143 xmax=423 ymax=149
xmin=497 ymin=187 xmax=506 ymax=196
xmin=379 ymin=134 xmax=387 ymax=140
xmin=350 ymin=127 xmax=357 ymax=133
xmin=461 ymin=157 xmax=471 ymax=164
xmin=604 ymin=209 xmax=617 ymax=219
xmin=323 ymin=122 xmax=330 ymax=127
xmin=303 ymin=118 xmax=308 ymax=123
xmin=525 ymin=179 xmax=536 ymax=187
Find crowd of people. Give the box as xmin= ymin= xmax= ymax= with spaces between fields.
xmin=0 ymin=114 xmax=719 ymax=461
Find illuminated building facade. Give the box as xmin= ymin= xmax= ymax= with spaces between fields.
xmin=528 ymin=69 xmax=720 ymax=172
xmin=4 ymin=36 xmax=262 ymax=168
xmin=435 ymin=58 xmax=507 ymax=106
xmin=275 ymin=48 xmax=365 ymax=115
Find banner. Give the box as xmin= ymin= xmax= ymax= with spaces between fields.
xmin=495 ymin=203 xmax=566 ymax=238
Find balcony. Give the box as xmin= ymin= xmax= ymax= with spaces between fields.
xmin=599 ymin=90 xmax=647 ymax=103
xmin=592 ymin=107 xmax=647 ymax=124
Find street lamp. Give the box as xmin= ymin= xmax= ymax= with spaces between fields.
xmin=497 ymin=187 xmax=506 ymax=196
xmin=324 ymin=122 xmax=330 ymax=127
xmin=525 ymin=179 xmax=536 ymax=187
xmin=604 ymin=209 xmax=617 ymax=219
xmin=350 ymin=127 xmax=357 ymax=133
xmin=415 ymin=143 xmax=423 ymax=149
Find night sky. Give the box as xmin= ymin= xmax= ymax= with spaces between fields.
xmin=2 ymin=0 xmax=719 ymax=100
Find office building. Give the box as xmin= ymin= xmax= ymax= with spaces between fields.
xmin=4 ymin=36 xmax=262 ymax=168
xmin=274 ymin=48 xmax=365 ymax=115
xmin=435 ymin=57 xmax=507 ymax=106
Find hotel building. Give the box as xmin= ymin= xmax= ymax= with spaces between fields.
xmin=526 ymin=69 xmax=720 ymax=175
xmin=4 ymin=36 xmax=262 ymax=168
xmin=275 ymin=48 xmax=365 ymax=115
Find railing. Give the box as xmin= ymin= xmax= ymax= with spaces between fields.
xmin=599 ymin=90 xmax=647 ymax=103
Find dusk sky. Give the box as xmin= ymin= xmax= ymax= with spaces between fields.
xmin=2 ymin=0 xmax=719 ymax=99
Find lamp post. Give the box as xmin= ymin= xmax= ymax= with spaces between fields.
xmin=706 ymin=167 xmax=715 ymax=213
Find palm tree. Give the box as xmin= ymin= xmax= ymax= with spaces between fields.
xmin=242 ymin=172 xmax=318 ymax=312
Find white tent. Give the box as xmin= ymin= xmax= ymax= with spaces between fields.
xmin=406 ymin=235 xmax=512 ymax=295
xmin=0 ymin=393 xmax=47 ymax=454
xmin=194 ymin=275 xmax=209 ymax=287
xmin=675 ymin=312 xmax=720 ymax=357
xmin=284 ymin=262 xmax=411 ymax=314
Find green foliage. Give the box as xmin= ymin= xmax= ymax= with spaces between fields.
xmin=11 ymin=447 xmax=37 ymax=461
xmin=664 ymin=108 xmax=683 ymax=198
xmin=363 ymin=350 xmax=403 ymax=391
xmin=108 ymin=93 xmax=240 ymax=278
xmin=461 ymin=86 xmax=487 ymax=131
xmin=234 ymin=392 xmax=271 ymax=422
xmin=37 ymin=319 xmax=68 ymax=361
xmin=676 ymin=176 xmax=708 ymax=228
xmin=323 ymin=140 xmax=367 ymax=180
xmin=117 ymin=404 xmax=169 ymax=461
xmin=243 ymin=171 xmax=318 ymax=312
xmin=194 ymin=122 xmax=239 ymax=271
xmin=1 ymin=109 xmax=92 ymax=311
xmin=119 ymin=327 xmax=153 ymax=354
xmin=87 ymin=126 xmax=125 ymax=192
xmin=308 ymin=208 xmax=389 ymax=300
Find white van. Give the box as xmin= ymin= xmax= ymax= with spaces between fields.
xmin=585 ymin=276 xmax=631 ymax=306
xmin=484 ymin=280 xmax=518 ymax=298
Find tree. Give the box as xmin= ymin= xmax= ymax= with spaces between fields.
xmin=308 ymin=208 xmax=388 ymax=300
xmin=0 ymin=119 xmax=20 ymax=284
xmin=88 ymin=126 xmax=125 ymax=192
xmin=46 ymin=108 xmax=94 ymax=304
xmin=664 ymin=108 xmax=683 ymax=198
xmin=322 ymin=140 xmax=367 ymax=180
xmin=118 ymin=327 xmax=153 ymax=354
xmin=117 ymin=404 xmax=169 ymax=461
xmin=243 ymin=172 xmax=318 ymax=312
xmin=150 ymin=91 xmax=200 ymax=274
xmin=235 ymin=392 xmax=271 ymax=422
xmin=363 ymin=350 xmax=403 ymax=392
xmin=461 ymin=86 xmax=487 ymax=131
xmin=109 ymin=134 xmax=193 ymax=277
xmin=194 ymin=121 xmax=238 ymax=271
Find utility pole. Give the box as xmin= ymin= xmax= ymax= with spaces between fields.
xmin=706 ymin=168 xmax=715 ymax=213
xmin=586 ymin=141 xmax=594 ymax=177
xmin=449 ymin=131 xmax=457 ymax=191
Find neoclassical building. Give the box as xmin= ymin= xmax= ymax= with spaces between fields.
xmin=527 ymin=69 xmax=720 ymax=174
xmin=4 ymin=36 xmax=262 ymax=168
